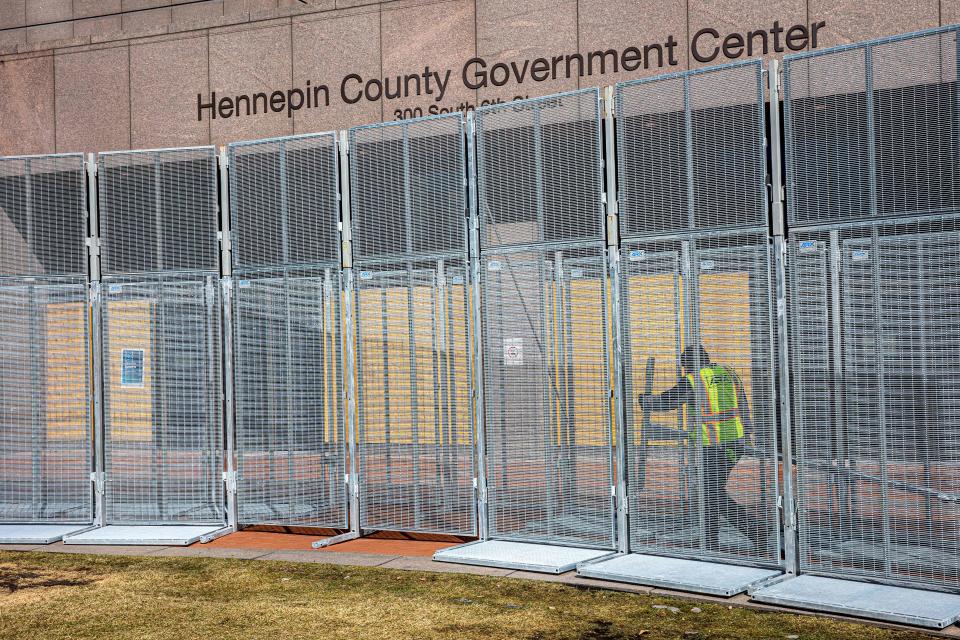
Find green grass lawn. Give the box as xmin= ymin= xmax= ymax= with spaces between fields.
xmin=0 ymin=551 xmax=934 ymax=640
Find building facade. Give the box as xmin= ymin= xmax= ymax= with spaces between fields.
xmin=0 ymin=0 xmax=954 ymax=156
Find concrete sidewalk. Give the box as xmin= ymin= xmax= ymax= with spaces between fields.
xmin=2 ymin=531 xmax=958 ymax=639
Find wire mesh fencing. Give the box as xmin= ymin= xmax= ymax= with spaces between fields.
xmin=349 ymin=114 xmax=476 ymax=535
xmin=96 ymin=147 xmax=225 ymax=525
xmin=784 ymin=26 xmax=960 ymax=226
xmin=614 ymin=62 xmax=779 ymax=567
xmin=619 ymin=233 xmax=779 ymax=565
xmin=228 ymin=133 xmax=347 ymax=528
xmin=784 ymin=26 xmax=960 ymax=591
xmin=480 ymin=245 xmax=614 ymax=547
xmin=0 ymin=154 xmax=91 ymax=524
xmin=475 ymin=90 xmax=615 ymax=549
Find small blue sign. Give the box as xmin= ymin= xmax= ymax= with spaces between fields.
xmin=121 ymin=349 xmax=145 ymax=387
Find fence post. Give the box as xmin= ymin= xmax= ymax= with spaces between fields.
xmin=768 ymin=59 xmax=798 ymax=575
xmin=603 ymin=86 xmax=629 ymax=554
xmin=467 ymin=111 xmax=490 ymax=540
xmin=218 ymin=148 xmax=238 ymax=532
xmin=316 ymin=130 xmax=362 ymax=548
xmin=87 ymin=153 xmax=106 ymax=527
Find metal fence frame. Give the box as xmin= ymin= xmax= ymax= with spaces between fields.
xmin=782 ymin=25 xmax=960 ymax=593
xmin=610 ymin=59 xmax=784 ymax=569
xmin=347 ymin=112 xmax=477 ymax=538
xmin=0 ymin=152 xmax=94 ymax=528
xmin=226 ymin=132 xmax=349 ymax=530
xmin=472 ymin=88 xmax=617 ymax=551
xmin=94 ymin=145 xmax=227 ymax=528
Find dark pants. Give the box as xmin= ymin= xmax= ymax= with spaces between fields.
xmin=701 ymin=444 xmax=767 ymax=553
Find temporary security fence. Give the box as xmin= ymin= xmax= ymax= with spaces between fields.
xmin=749 ymin=28 xmax=960 ymax=621
xmin=227 ymin=133 xmax=347 ymax=529
xmin=433 ymin=89 xmax=617 ymax=573
xmin=65 ymin=146 xmax=229 ymax=545
xmin=578 ymin=60 xmax=783 ymax=595
xmin=348 ymin=114 xmax=476 ymax=536
xmin=4 ymin=23 xmax=960 ymax=628
xmin=0 ymin=153 xmax=94 ymax=543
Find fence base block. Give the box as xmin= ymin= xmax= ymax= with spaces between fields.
xmin=0 ymin=523 xmax=95 ymax=544
xmin=751 ymin=574 xmax=960 ymax=628
xmin=63 ymin=525 xmax=227 ymax=546
xmin=578 ymin=553 xmax=781 ymax=596
xmin=433 ymin=540 xmax=613 ymax=574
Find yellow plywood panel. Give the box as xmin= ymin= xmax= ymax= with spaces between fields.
xmin=107 ymin=299 xmax=153 ymax=441
xmin=627 ymin=272 xmax=684 ymax=441
xmin=447 ymin=283 xmax=471 ymax=446
xmin=699 ymin=272 xmax=753 ymax=402
xmin=45 ymin=302 xmax=88 ymax=441
xmin=569 ymin=277 xmax=608 ymax=446
xmin=359 ymin=279 xmax=473 ymax=447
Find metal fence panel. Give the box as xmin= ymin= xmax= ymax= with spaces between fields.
xmin=619 ymin=232 xmax=779 ymax=566
xmin=229 ymin=133 xmax=340 ymax=270
xmin=232 ymin=270 xmax=346 ymax=527
xmin=476 ymin=89 xmax=604 ymax=250
xmin=98 ymin=148 xmax=219 ymax=276
xmin=97 ymin=147 xmax=224 ymax=525
xmin=790 ymin=217 xmax=960 ymax=591
xmin=615 ymin=61 xmax=766 ymax=238
xmin=354 ymin=259 xmax=475 ymax=534
xmin=784 ymin=26 xmax=960 ymax=227
xmin=349 ymin=114 xmax=475 ymax=535
xmin=784 ymin=26 xmax=960 ymax=593
xmin=101 ymin=275 xmax=224 ymax=524
xmin=474 ymin=91 xmax=613 ymax=549
xmin=480 ymin=245 xmax=613 ymax=547
xmin=351 ymin=115 xmax=467 ymax=262
xmin=0 ymin=154 xmax=88 ymax=278
xmin=227 ymin=133 xmax=346 ymax=528
xmin=0 ymin=154 xmax=91 ymax=524
xmin=0 ymin=280 xmax=91 ymax=522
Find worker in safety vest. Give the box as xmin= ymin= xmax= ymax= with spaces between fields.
xmin=639 ymin=345 xmax=768 ymax=554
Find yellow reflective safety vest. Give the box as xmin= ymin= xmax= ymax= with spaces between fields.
xmin=685 ymin=366 xmax=745 ymax=446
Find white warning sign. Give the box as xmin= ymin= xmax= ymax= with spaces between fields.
xmin=503 ymin=338 xmax=523 ymax=366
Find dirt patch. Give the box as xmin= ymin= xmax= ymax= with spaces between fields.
xmin=0 ymin=562 xmax=96 ymax=594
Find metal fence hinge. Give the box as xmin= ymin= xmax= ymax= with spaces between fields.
xmin=222 ymin=471 xmax=237 ymax=493
xmin=86 ymin=237 xmax=100 ymax=256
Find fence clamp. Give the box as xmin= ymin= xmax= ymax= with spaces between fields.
xmin=90 ymin=471 xmax=105 ymax=495
xmin=85 ymin=236 xmax=100 ymax=257
xmin=222 ymin=471 xmax=237 ymax=493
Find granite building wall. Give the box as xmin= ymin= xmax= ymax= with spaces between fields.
xmin=0 ymin=0 xmax=952 ymax=155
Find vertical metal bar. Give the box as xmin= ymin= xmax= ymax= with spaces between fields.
xmin=218 ymin=148 xmax=238 ymax=530
xmin=435 ymin=259 xmax=452 ymax=522
xmin=23 ymin=162 xmax=42 ymax=519
xmin=915 ymin=240 xmax=933 ymax=539
xmin=204 ymin=275 xmax=219 ymax=518
xmin=401 ymin=125 xmax=422 ymax=530
xmin=340 ymin=131 xmax=361 ymax=538
xmin=870 ymin=227 xmax=892 ymax=577
xmin=768 ymin=60 xmax=798 ymax=573
xmin=829 ymin=230 xmax=850 ymax=541
xmin=682 ymin=75 xmax=707 ymax=552
xmin=865 ymin=46 xmax=878 ymax=217
xmin=549 ymin=250 xmax=564 ymax=537
xmin=682 ymin=240 xmax=707 ymax=553
xmin=684 ymin=75 xmax=697 ymax=231
xmin=88 ymin=154 xmax=106 ymax=527
xmin=604 ymin=86 xmax=629 ymax=553
xmin=467 ymin=111 xmax=489 ymax=539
